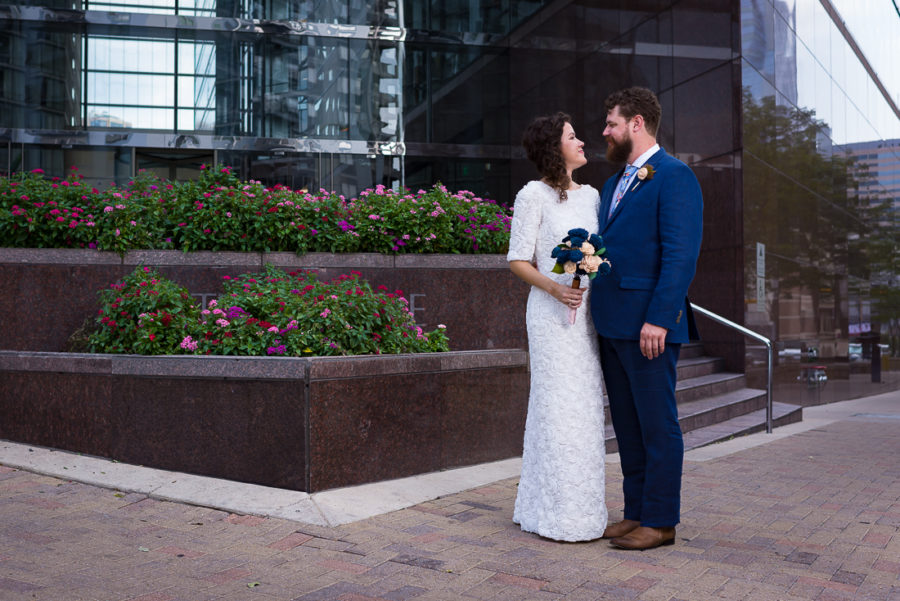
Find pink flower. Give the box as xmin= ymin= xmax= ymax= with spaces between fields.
xmin=267 ymin=326 xmax=279 ymax=333
xmin=31 ymin=168 xmax=44 ymax=174
xmin=216 ymin=319 xmax=230 ymax=327
xmin=320 ymin=308 xmax=331 ymax=318
xmin=180 ymin=336 xmax=199 ymax=351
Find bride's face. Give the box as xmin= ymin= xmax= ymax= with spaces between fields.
xmin=560 ymin=122 xmax=587 ymax=173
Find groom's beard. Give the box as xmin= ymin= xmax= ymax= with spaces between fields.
xmin=606 ymin=134 xmax=632 ymax=164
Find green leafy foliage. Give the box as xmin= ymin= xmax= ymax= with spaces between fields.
xmin=0 ymin=166 xmax=511 ymax=256
xmin=86 ymin=265 xmax=450 ymax=356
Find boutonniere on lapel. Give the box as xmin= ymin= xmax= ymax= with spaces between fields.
xmin=630 ymin=164 xmax=655 ymax=192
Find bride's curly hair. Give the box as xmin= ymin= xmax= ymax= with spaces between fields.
xmin=522 ymin=112 xmax=573 ymax=202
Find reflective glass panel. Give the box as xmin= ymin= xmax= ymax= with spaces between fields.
xmin=259 ymin=36 xmax=348 ymax=139
xmin=84 ymin=35 xmax=216 ymax=131
xmin=403 ymin=43 xmax=508 ymax=145
xmin=740 ymin=0 xmax=774 ymax=86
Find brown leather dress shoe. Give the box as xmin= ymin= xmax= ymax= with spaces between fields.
xmin=601 ymin=519 xmax=640 ymax=539
xmin=610 ymin=526 xmax=676 ymax=550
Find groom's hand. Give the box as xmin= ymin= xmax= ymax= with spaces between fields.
xmin=640 ymin=322 xmax=668 ymax=359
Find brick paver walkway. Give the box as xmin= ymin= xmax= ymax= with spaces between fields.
xmin=2 ymin=415 xmax=899 ymax=600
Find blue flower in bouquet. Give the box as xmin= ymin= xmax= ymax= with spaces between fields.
xmin=562 ymin=228 xmax=589 ymax=246
xmin=551 ymin=245 xmax=584 ymax=265
xmin=551 ymin=227 xmax=611 ymax=279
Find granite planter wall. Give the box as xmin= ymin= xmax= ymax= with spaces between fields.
xmin=0 ymin=248 xmax=529 ymax=353
xmin=0 ymin=349 xmax=529 ymax=492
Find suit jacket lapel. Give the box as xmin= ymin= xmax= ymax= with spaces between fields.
xmin=600 ymin=166 xmax=625 ymax=232
xmin=605 ymin=148 xmax=666 ymax=228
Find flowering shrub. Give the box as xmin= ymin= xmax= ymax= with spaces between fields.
xmin=0 ymin=166 xmax=511 ymax=255
xmin=86 ymin=266 xmax=201 ymax=355
xmin=85 ymin=265 xmax=450 ymax=356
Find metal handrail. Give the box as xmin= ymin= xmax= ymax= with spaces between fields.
xmin=690 ymin=303 xmax=774 ymax=433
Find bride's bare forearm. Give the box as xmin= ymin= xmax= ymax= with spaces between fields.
xmin=510 ymin=260 xmax=554 ymax=294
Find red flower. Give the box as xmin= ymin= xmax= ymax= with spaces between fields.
xmin=149 ymin=334 xmax=156 ymax=341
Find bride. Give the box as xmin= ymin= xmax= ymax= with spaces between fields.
xmin=506 ymin=112 xmax=608 ymax=541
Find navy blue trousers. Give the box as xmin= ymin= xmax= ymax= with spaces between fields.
xmin=598 ymin=336 xmax=683 ymax=527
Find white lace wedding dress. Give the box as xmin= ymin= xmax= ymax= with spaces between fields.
xmin=506 ymin=180 xmax=608 ymax=542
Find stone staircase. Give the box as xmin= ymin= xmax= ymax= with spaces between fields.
xmin=604 ymin=343 xmax=802 ymax=453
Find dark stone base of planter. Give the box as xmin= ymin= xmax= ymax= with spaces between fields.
xmin=0 ymin=350 xmax=528 ymax=492
xmin=0 ymin=249 xmax=529 ymax=354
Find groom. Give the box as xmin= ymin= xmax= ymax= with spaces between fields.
xmin=590 ymin=87 xmax=703 ymax=550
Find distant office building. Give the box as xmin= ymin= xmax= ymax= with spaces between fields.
xmin=844 ymin=139 xmax=900 ymax=223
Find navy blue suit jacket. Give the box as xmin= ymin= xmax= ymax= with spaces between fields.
xmin=590 ymin=148 xmax=703 ymax=343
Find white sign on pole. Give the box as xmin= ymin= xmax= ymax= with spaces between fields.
xmin=756 ymin=242 xmax=765 ymax=277
xmin=756 ymin=276 xmax=765 ymax=310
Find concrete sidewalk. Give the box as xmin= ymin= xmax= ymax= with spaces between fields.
xmin=1 ymin=390 xmax=898 ymax=600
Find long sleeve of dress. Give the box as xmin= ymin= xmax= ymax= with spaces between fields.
xmin=506 ymin=182 xmax=542 ymax=263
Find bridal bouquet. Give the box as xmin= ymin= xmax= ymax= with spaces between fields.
xmin=551 ymin=228 xmax=612 ymax=324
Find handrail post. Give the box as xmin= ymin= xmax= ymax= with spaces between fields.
xmin=765 ymin=339 xmax=773 ymax=433
xmin=689 ymin=303 xmax=774 ymax=434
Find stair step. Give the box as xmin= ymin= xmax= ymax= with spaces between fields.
xmin=604 ymin=401 xmax=802 ymax=454
xmin=676 ymin=355 xmax=725 ymax=380
xmin=602 ymin=371 xmax=748 ymax=424
xmin=676 ymin=388 xmax=766 ymax=433
xmin=675 ymin=371 xmax=745 ymax=403
xmin=680 ymin=402 xmax=803 ymax=449
xmin=680 ymin=342 xmax=704 ymax=359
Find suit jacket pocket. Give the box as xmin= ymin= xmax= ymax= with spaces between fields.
xmin=619 ymin=275 xmax=657 ymax=290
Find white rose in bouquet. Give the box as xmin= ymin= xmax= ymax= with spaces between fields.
xmin=581 ymin=254 xmax=601 ymax=273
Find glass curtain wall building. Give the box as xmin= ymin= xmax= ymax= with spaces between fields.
xmin=1 ymin=0 xmax=898 ymax=396
xmin=741 ymin=0 xmax=900 ymax=399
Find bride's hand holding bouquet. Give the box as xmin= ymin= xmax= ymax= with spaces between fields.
xmin=551 ymin=228 xmax=612 ymax=324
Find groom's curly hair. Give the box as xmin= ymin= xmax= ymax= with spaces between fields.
xmin=604 ymin=87 xmax=661 ymax=136
xmin=521 ymin=112 xmax=573 ymax=202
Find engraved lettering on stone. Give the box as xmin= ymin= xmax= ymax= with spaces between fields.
xmin=409 ymin=293 xmax=426 ymax=327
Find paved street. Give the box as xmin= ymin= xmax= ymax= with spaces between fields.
xmin=1 ymin=391 xmax=899 ymax=601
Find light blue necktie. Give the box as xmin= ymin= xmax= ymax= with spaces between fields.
xmin=609 ymin=164 xmax=637 ymax=217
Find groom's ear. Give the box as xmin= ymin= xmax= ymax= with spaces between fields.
xmin=632 ymin=114 xmax=645 ymax=134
